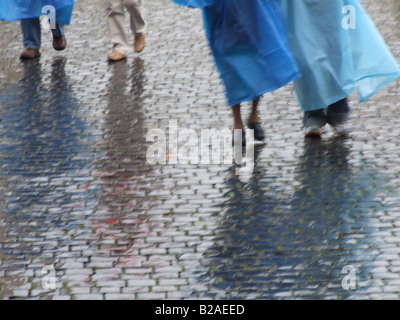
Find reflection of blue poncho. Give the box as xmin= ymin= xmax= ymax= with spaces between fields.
xmin=172 ymin=0 xmax=301 ymax=106
xmin=0 ymin=0 xmax=75 ymax=25
xmin=281 ymin=0 xmax=400 ymax=111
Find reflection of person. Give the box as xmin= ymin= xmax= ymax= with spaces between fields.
xmin=0 ymin=58 xmax=85 ymax=175
xmin=196 ymin=146 xmax=279 ymax=299
xmin=292 ymin=139 xmax=352 ymax=212
xmin=171 ymin=0 xmax=301 ymax=144
xmin=0 ymin=57 xmax=93 ymax=220
xmin=94 ymin=58 xmax=147 ymax=215
xmin=0 ymin=0 xmax=75 ymax=59
xmin=105 ymin=0 xmax=146 ymax=62
xmin=281 ymin=0 xmax=400 ymax=137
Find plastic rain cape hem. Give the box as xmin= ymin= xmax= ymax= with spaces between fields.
xmin=281 ymin=0 xmax=400 ymax=111
xmin=172 ymin=0 xmax=301 ymax=106
xmin=0 ymin=0 xmax=75 ymax=25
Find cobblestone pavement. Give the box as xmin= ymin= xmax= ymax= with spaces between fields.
xmin=1 ymin=0 xmax=400 ymax=300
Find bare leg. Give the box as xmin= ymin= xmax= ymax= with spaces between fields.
xmin=231 ymin=103 xmax=246 ymax=146
xmin=232 ymin=104 xmax=245 ymax=130
xmin=248 ymin=97 xmax=261 ymax=124
xmin=247 ymin=97 xmax=265 ymax=141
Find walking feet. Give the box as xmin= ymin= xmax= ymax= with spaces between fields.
xmin=327 ymin=117 xmax=349 ymax=137
xmin=20 ymin=48 xmax=40 ymax=60
xmin=233 ymin=122 xmax=265 ymax=148
xmin=247 ymin=122 xmax=265 ymax=141
xmin=20 ymin=34 xmax=66 ymax=60
xmin=231 ymin=98 xmax=265 ymax=146
xmin=108 ymin=35 xmax=146 ymax=61
xmin=134 ymin=34 xmax=146 ymax=53
xmin=107 ymin=50 xmax=128 ymax=62
xmin=304 ymin=125 xmax=323 ymax=138
xmin=304 ymin=121 xmax=349 ymax=138
xmin=52 ymin=35 xmax=67 ymax=51
xmin=304 ymin=109 xmax=349 ymax=139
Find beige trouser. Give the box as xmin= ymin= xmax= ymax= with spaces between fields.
xmin=105 ymin=0 xmax=146 ymax=54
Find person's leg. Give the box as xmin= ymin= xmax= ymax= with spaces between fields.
xmin=232 ymin=104 xmax=246 ymax=146
xmin=248 ymin=97 xmax=261 ymax=124
xmin=125 ymin=0 xmax=146 ymax=52
xmin=20 ymin=18 xmax=41 ymax=59
xmin=21 ymin=18 xmax=41 ymax=49
xmin=232 ymin=104 xmax=244 ymax=131
xmin=125 ymin=0 xmax=146 ymax=36
xmin=51 ymin=24 xmax=65 ymax=38
xmin=327 ymin=98 xmax=350 ymax=135
xmin=247 ymin=97 xmax=265 ymax=141
xmin=303 ymin=108 xmax=327 ymax=138
xmin=51 ymin=23 xmax=67 ymax=51
xmin=327 ymin=98 xmax=350 ymax=124
xmin=105 ymin=0 xmax=129 ymax=60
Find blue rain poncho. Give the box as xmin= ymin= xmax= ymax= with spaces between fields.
xmin=171 ymin=0 xmax=301 ymax=106
xmin=172 ymin=0 xmax=215 ymax=8
xmin=281 ymin=0 xmax=400 ymax=111
xmin=0 ymin=0 xmax=75 ymax=25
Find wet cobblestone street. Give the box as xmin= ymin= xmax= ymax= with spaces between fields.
xmin=2 ymin=0 xmax=400 ymax=300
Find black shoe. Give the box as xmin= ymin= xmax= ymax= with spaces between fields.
xmin=248 ymin=122 xmax=265 ymax=141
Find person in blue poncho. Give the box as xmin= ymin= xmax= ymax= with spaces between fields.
xmin=0 ymin=0 xmax=75 ymax=59
xmin=281 ymin=0 xmax=400 ymax=138
xmin=171 ymin=0 xmax=301 ymax=143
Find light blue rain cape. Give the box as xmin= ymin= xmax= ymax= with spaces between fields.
xmin=281 ymin=0 xmax=400 ymax=111
xmin=171 ymin=0 xmax=301 ymax=106
xmin=0 ymin=0 xmax=75 ymax=25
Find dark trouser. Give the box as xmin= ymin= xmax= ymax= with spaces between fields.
xmin=21 ymin=18 xmax=65 ymax=50
xmin=303 ymin=98 xmax=350 ymax=128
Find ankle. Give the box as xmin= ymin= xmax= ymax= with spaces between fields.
xmin=248 ymin=116 xmax=260 ymax=124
